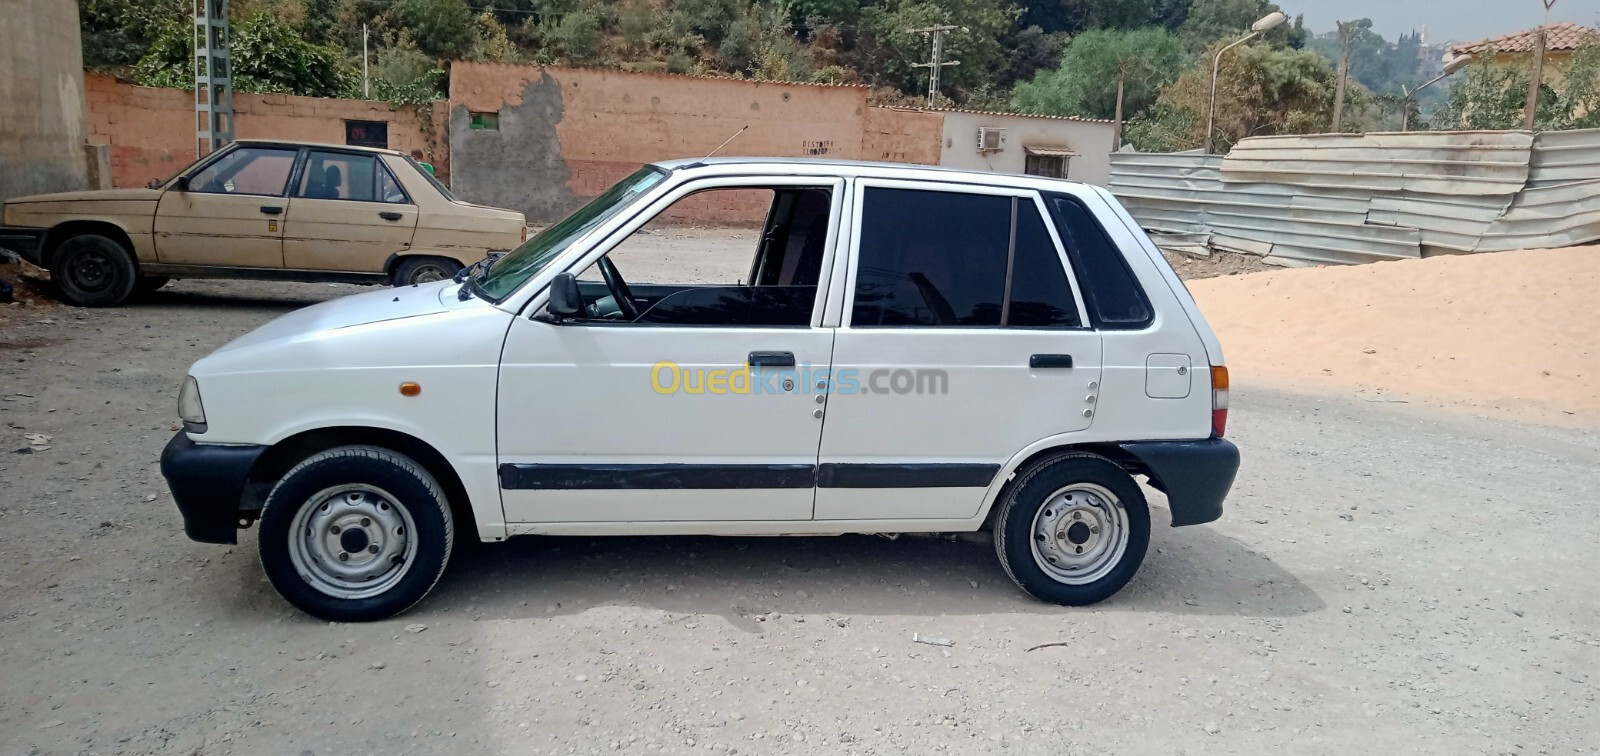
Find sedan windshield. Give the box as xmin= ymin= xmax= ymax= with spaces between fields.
xmin=476 ymin=166 xmax=668 ymax=300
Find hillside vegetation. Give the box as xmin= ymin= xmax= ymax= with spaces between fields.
xmin=78 ymin=0 xmax=1599 ymax=151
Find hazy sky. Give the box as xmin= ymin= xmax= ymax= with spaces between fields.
xmin=1274 ymin=0 xmax=1598 ymax=44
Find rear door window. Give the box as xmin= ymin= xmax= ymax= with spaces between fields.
xmin=851 ymin=188 xmax=1009 ymax=327
xmin=850 ymin=187 xmax=1082 ymax=328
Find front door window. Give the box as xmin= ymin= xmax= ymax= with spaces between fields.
xmin=186 ymin=146 xmax=297 ymax=196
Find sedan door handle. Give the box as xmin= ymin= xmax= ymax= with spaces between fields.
xmin=259 ymin=205 xmax=283 ymax=215
xmin=1029 ymin=354 xmax=1074 ymax=369
xmin=379 ymin=211 xmax=404 ymax=221
xmin=748 ymin=351 xmax=796 ymax=367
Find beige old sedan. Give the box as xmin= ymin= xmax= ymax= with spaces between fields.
xmin=0 ymin=140 xmax=526 ymax=306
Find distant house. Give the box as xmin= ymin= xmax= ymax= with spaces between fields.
xmin=1449 ymin=22 xmax=1596 ymax=87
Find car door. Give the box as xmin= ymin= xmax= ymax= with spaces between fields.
xmin=496 ymin=176 xmax=845 ymax=524
xmin=812 ymin=180 xmax=1103 ymax=521
xmin=153 ymin=144 xmax=297 ymax=268
xmin=282 ymin=149 xmax=419 ymax=272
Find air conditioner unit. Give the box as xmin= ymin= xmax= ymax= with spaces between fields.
xmin=977 ymin=126 xmax=1006 ymax=152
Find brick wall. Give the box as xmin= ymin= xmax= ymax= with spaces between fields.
xmin=863 ymin=107 xmax=944 ymax=164
xmin=84 ymin=74 xmax=449 ymax=188
xmin=448 ymin=63 xmax=944 ymax=223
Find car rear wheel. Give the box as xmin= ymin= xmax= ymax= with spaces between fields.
xmin=51 ymin=234 xmax=137 ymax=307
xmin=994 ymin=453 xmax=1151 ymax=606
xmin=393 ymin=257 xmax=462 ymax=287
xmin=258 ymin=445 xmax=454 ymax=622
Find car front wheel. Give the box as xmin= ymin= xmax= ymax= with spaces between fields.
xmin=51 ymin=234 xmax=137 ymax=307
xmin=392 ymin=257 xmax=462 ymax=287
xmin=994 ymin=453 xmax=1151 ymax=606
xmin=258 ymin=446 xmax=454 ymax=622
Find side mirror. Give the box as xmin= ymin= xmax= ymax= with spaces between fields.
xmin=541 ymin=272 xmax=583 ymax=322
xmin=173 ymin=176 xmax=191 ymax=192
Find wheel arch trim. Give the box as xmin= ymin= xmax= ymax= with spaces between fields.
xmin=243 ymin=425 xmax=488 ymax=541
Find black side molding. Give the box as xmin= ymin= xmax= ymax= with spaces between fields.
xmin=816 ymin=463 xmax=999 ymax=489
xmin=1029 ymin=354 xmax=1074 ymax=369
xmin=498 ymin=462 xmax=1004 ymax=490
xmin=1117 ymin=438 xmax=1239 ymax=527
xmin=499 ymin=463 xmax=814 ymax=490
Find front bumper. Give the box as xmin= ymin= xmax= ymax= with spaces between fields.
xmin=0 ymin=226 xmax=47 ymax=266
xmin=159 ymin=432 xmax=267 ymax=544
xmin=1118 ymin=438 xmax=1239 ymax=527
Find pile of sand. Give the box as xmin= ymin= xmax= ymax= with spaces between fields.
xmin=1188 ymin=245 xmax=1598 ymax=428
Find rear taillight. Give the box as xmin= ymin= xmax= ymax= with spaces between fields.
xmin=521 ymin=225 xmax=530 ymax=242
xmin=1210 ymin=366 xmax=1229 ymax=438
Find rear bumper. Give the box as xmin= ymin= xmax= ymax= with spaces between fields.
xmin=1118 ymin=438 xmax=1239 ymax=527
xmin=159 ymin=432 xmax=267 ymax=544
xmin=0 ymin=226 xmax=47 ymax=266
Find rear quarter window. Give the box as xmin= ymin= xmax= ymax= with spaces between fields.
xmin=1044 ymin=194 xmax=1153 ymax=329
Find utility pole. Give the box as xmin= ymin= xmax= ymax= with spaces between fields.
xmin=908 ymin=25 xmax=961 ymax=108
xmin=362 ymin=23 xmax=370 ymax=99
xmin=1332 ymin=21 xmax=1352 ymax=132
xmin=1524 ymin=0 xmax=1557 ymax=130
xmin=194 ymin=0 xmax=233 ymax=157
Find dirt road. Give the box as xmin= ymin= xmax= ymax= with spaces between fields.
xmin=1 ymin=272 xmax=1596 ymax=755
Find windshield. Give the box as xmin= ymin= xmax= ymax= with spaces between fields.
xmin=476 ymin=166 xmax=668 ymax=300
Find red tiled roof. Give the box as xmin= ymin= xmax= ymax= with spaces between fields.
xmin=1450 ymin=22 xmax=1596 ymax=57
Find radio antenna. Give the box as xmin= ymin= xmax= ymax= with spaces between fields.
xmin=703 ymin=125 xmax=748 ymax=160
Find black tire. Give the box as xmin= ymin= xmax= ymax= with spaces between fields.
xmin=392 ymin=257 xmax=462 ymax=287
xmin=258 ymin=445 xmax=454 ymax=622
xmin=50 ymin=234 xmax=138 ymax=307
xmin=135 ymin=276 xmax=170 ymax=294
xmin=994 ymin=453 xmax=1151 ymax=606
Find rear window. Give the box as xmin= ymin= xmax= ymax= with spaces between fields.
xmin=1045 ymin=194 xmax=1153 ymax=329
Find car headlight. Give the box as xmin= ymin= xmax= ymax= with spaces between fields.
xmin=178 ymin=376 xmax=207 ymax=433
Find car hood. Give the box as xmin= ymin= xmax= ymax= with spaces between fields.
xmin=212 ymin=281 xmax=463 ymax=354
xmin=5 ymin=188 xmax=164 ymax=204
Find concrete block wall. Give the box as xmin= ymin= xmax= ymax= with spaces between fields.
xmin=1 ymin=0 xmax=91 ymax=201
xmin=84 ymin=74 xmax=449 ymax=188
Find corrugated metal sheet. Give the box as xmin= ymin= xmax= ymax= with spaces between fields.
xmin=1110 ymin=128 xmax=1600 ymax=266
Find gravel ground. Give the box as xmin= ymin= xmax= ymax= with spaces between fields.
xmin=0 ymin=253 xmax=1596 ymax=755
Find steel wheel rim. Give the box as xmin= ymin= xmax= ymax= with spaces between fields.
xmin=411 ymin=264 xmax=449 ymax=283
xmin=287 ymin=483 xmax=418 ymax=599
xmin=1029 ymin=483 xmax=1129 ymax=585
xmin=69 ymin=250 xmax=114 ymax=292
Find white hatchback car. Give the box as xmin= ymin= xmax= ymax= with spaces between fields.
xmin=160 ymin=158 xmax=1239 ymax=622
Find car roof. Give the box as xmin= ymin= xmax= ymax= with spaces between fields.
xmin=651 ymin=156 xmax=1089 ymax=192
xmin=232 ymin=139 xmax=403 ymax=157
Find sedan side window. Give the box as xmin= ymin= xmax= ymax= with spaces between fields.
xmin=295 ymin=151 xmax=403 ymax=203
xmin=186 ymin=146 xmax=297 ymax=196
xmin=850 ymin=188 xmax=1081 ymax=328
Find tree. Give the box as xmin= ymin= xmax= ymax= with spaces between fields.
xmin=79 ymin=0 xmax=187 ymax=69
xmin=1019 ymin=0 xmax=1166 ymax=36
xmin=1124 ymin=40 xmax=1345 ymax=152
xmin=397 ymin=0 xmax=475 ymax=60
xmin=849 ymin=0 xmax=1017 ymax=96
xmin=1177 ymin=0 xmax=1300 ymax=52
xmin=1307 ymin=19 xmax=1423 ymax=96
xmin=1011 ymin=27 xmax=1185 ymax=124
xmin=136 ymin=12 xmax=352 ymax=97
xmin=1430 ymin=34 xmax=1600 ymax=131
